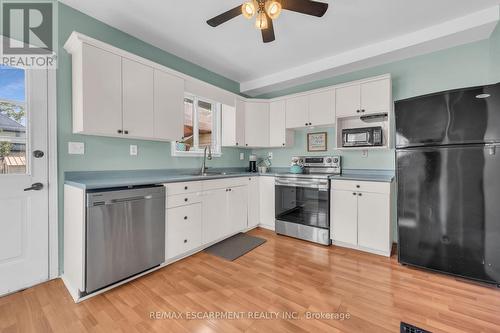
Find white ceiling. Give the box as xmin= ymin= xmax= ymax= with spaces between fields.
xmin=59 ymin=0 xmax=500 ymax=95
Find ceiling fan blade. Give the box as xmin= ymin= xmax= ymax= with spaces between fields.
xmin=207 ymin=5 xmax=242 ymax=27
xmin=262 ymin=14 xmax=275 ymax=43
xmin=282 ymin=0 xmax=328 ymax=17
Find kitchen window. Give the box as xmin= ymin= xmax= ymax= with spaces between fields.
xmin=171 ymin=94 xmax=222 ymax=157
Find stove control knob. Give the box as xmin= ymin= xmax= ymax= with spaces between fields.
xmin=326 ymin=158 xmax=332 ymax=163
xmin=333 ymin=158 xmax=338 ymax=163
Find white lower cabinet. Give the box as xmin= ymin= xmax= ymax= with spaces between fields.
xmin=247 ymin=177 xmax=260 ymax=228
xmin=167 ymin=203 xmax=202 ymax=259
xmin=259 ymin=176 xmax=275 ymax=229
xmin=228 ymin=185 xmax=248 ymax=233
xmin=331 ymin=180 xmax=392 ymax=257
xmin=202 ymin=188 xmax=229 ymax=245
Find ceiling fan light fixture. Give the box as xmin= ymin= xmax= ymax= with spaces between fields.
xmin=265 ymin=1 xmax=282 ymax=19
xmin=255 ymin=11 xmax=268 ymax=30
xmin=242 ymin=1 xmax=256 ymax=19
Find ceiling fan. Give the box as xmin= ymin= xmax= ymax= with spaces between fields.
xmin=207 ymin=0 xmax=329 ymax=43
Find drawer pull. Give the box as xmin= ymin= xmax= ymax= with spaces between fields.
xmin=184 ymin=186 xmax=188 ymax=190
xmin=184 ymin=216 xmax=188 ymax=220
xmin=356 ymin=185 xmax=360 ymax=188
xmin=184 ymin=239 xmax=188 ymax=243
xmin=184 ymin=198 xmax=188 ymax=202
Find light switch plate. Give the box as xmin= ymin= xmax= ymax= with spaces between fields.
xmin=361 ymin=149 xmax=368 ymax=158
xmin=68 ymin=142 xmax=84 ymax=155
xmin=240 ymin=152 xmax=244 ymax=160
xmin=268 ymin=152 xmax=273 ymax=160
xmin=130 ymin=145 xmax=138 ymax=156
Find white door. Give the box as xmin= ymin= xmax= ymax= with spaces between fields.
xmin=247 ymin=177 xmax=260 ymax=228
xmin=122 ymin=58 xmax=154 ymax=138
xmin=308 ymin=90 xmax=335 ymax=126
xmin=357 ymin=192 xmax=390 ymax=253
xmin=153 ymin=70 xmax=184 ymax=141
xmin=221 ymin=104 xmax=236 ymax=146
xmin=285 ymin=96 xmax=308 ymax=128
xmin=360 ymin=78 xmax=391 ymax=115
xmin=335 ymin=84 xmax=360 ymax=117
xmin=244 ymin=102 xmax=269 ymax=147
xmin=202 ymin=188 xmax=228 ymax=244
xmin=330 ymin=190 xmax=358 ymax=245
xmin=228 ymin=185 xmax=248 ymax=233
xmin=0 ymin=67 xmax=49 ymax=296
xmin=269 ymin=100 xmax=286 ymax=147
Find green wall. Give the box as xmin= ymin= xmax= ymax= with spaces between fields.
xmin=253 ymin=24 xmax=500 ymax=168
xmin=57 ymin=4 xmax=247 ymax=270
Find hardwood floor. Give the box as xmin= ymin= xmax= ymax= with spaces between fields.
xmin=1 ymin=228 xmax=500 ymax=333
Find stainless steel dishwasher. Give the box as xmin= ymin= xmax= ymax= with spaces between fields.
xmin=85 ymin=185 xmax=165 ymax=294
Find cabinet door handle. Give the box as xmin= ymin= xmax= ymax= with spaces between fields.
xmin=184 ymin=198 xmax=188 ymax=202
xmin=352 ymin=192 xmax=357 ymax=196
xmin=124 ymin=130 xmax=129 ymax=134
xmin=117 ymin=129 xmax=123 ymax=134
xmin=236 ymin=142 xmax=239 ymax=146
xmin=356 ymin=110 xmax=360 ymax=113
xmin=184 ymin=186 xmax=188 ymax=190
xmin=356 ymin=185 xmax=360 ymax=188
xmin=184 ymin=239 xmax=188 ymax=243
xmin=358 ymin=193 xmax=362 ymax=196
xmin=184 ymin=216 xmax=188 ymax=220
xmin=361 ymin=109 xmax=366 ymax=113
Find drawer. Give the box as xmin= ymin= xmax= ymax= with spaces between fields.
xmin=167 ymin=192 xmax=202 ymax=209
xmin=165 ymin=181 xmax=202 ymax=196
xmin=202 ymin=177 xmax=248 ymax=191
xmin=167 ymin=203 xmax=202 ymax=259
xmin=331 ymin=179 xmax=390 ymax=194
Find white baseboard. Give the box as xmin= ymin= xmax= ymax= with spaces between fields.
xmin=258 ymin=224 xmax=275 ymax=231
xmin=332 ymin=240 xmax=391 ymax=257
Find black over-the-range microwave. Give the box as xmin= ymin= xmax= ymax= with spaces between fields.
xmin=342 ymin=126 xmax=383 ymax=147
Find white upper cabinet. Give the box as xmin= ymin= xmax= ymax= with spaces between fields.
xmin=221 ymin=104 xmax=236 ymax=147
xmin=285 ymin=89 xmax=335 ymax=129
xmin=336 ymin=77 xmax=391 ymax=117
xmin=285 ymin=96 xmax=309 ymax=128
xmin=154 ymin=70 xmax=184 ymax=141
xmin=76 ymin=43 xmax=123 ymax=136
xmin=360 ymin=78 xmax=391 ymax=114
xmin=122 ymin=58 xmax=154 ymax=138
xmin=308 ymin=89 xmax=335 ymax=126
xmin=244 ymin=102 xmax=270 ymax=147
xmin=269 ymin=100 xmax=294 ymax=147
xmin=336 ymin=84 xmax=361 ymax=118
xmin=235 ymin=99 xmax=246 ymax=147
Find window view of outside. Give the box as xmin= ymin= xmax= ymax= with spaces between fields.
xmin=0 ymin=66 xmax=27 ymax=174
xmin=176 ymin=95 xmax=215 ymax=153
xmin=197 ymin=100 xmax=213 ymax=148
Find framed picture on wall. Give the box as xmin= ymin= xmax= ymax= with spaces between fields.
xmin=307 ymin=132 xmax=327 ymax=152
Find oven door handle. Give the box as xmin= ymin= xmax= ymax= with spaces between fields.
xmin=276 ymin=181 xmax=328 ymax=190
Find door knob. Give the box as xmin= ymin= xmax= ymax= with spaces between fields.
xmin=33 ymin=150 xmax=44 ymax=158
xmin=24 ymin=183 xmax=44 ymax=191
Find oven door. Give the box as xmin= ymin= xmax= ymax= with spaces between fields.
xmin=275 ymin=177 xmax=330 ymax=229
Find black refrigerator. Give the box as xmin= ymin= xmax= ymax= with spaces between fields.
xmin=395 ymin=82 xmax=500 ymax=285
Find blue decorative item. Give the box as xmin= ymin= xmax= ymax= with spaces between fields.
xmin=290 ymin=164 xmax=303 ymax=174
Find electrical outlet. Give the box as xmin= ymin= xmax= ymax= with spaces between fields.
xmin=68 ymin=142 xmax=84 ymax=155
xmin=130 ymin=145 xmax=138 ymax=156
xmin=361 ymin=149 xmax=368 ymax=158
xmin=240 ymin=152 xmax=244 ymax=160
xmin=268 ymin=152 xmax=273 ymax=160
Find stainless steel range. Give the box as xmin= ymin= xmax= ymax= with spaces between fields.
xmin=275 ymin=156 xmax=341 ymax=245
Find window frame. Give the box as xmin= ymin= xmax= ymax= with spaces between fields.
xmin=171 ymin=93 xmax=222 ymax=157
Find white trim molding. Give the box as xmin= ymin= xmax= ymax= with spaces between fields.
xmin=241 ymin=6 xmax=500 ymax=96
xmin=47 ymin=68 xmax=59 ymax=279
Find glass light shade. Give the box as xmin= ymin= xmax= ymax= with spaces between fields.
xmin=241 ymin=1 xmax=256 ymax=19
xmin=255 ymin=11 xmax=268 ymax=30
xmin=265 ymin=1 xmax=282 ymax=19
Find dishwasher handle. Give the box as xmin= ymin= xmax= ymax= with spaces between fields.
xmin=110 ymin=195 xmax=153 ymax=204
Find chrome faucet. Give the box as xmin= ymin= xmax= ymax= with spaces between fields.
xmin=200 ymin=145 xmax=212 ymax=175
